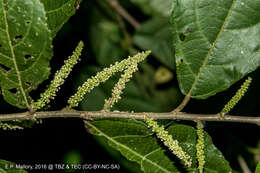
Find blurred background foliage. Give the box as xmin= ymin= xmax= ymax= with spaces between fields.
xmin=0 ymin=0 xmax=260 ymax=172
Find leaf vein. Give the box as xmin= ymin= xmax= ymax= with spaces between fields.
xmin=1 ymin=0 xmax=30 ymax=108
xmin=112 ymin=135 xmax=150 ymax=139
xmin=20 ymin=37 xmax=47 ymax=74
xmin=13 ymin=7 xmax=33 ymax=48
xmin=187 ymin=0 xmax=238 ymax=96
xmin=194 ymin=0 xmax=211 ymax=44
xmin=46 ymin=0 xmax=73 ymax=14
xmin=86 ymin=122 xmax=172 ymax=173
xmin=0 ymin=52 xmax=11 ymax=60
xmin=141 ymin=148 xmax=160 ymax=162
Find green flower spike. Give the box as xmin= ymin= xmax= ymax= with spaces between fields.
xmin=221 ymin=77 xmax=252 ymax=117
xmin=104 ymin=61 xmax=139 ymax=110
xmin=0 ymin=121 xmax=23 ymax=130
xmin=0 ymin=119 xmax=42 ymax=130
xmin=196 ymin=121 xmax=205 ymax=173
xmin=32 ymin=41 xmax=84 ymax=111
xmin=145 ymin=116 xmax=192 ymax=167
xmin=68 ymin=51 xmax=151 ymax=108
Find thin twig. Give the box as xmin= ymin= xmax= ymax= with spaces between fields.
xmin=0 ymin=111 xmax=260 ymax=126
xmin=106 ymin=0 xmax=140 ymax=29
xmin=238 ymin=155 xmax=252 ymax=173
xmin=173 ymin=94 xmax=191 ymax=112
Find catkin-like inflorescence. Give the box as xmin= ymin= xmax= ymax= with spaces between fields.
xmin=0 ymin=119 xmax=42 ymax=130
xmin=103 ymin=61 xmax=139 ymax=110
xmin=196 ymin=121 xmax=205 ymax=173
xmin=221 ymin=77 xmax=252 ymax=115
xmin=0 ymin=121 xmax=23 ymax=130
xmin=68 ymin=51 xmax=151 ymax=108
xmin=32 ymin=41 xmax=84 ymax=111
xmin=145 ymin=116 xmax=192 ymax=167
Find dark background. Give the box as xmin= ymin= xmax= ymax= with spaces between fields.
xmin=0 ymin=0 xmax=260 ymax=172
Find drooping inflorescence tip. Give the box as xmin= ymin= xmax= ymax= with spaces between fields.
xmin=103 ymin=63 xmax=138 ymax=110
xmin=196 ymin=121 xmax=205 ymax=173
xmin=32 ymin=41 xmax=84 ymax=111
xmin=145 ymin=115 xmax=192 ymax=167
xmin=68 ymin=50 xmax=151 ymax=108
xmin=103 ymin=51 xmax=149 ymax=110
xmin=221 ymin=77 xmax=252 ymax=116
xmin=0 ymin=121 xmax=23 ymax=130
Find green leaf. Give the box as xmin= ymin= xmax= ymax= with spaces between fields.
xmin=0 ymin=0 xmax=52 ymax=108
xmin=167 ymin=125 xmax=231 ymax=173
xmin=0 ymin=159 xmax=28 ymax=173
xmin=40 ymin=0 xmax=82 ymax=37
xmin=86 ymin=120 xmax=231 ymax=173
xmin=134 ymin=18 xmax=175 ymax=70
xmin=172 ymin=0 xmax=260 ymax=99
xmin=88 ymin=8 xmax=126 ymax=66
xmin=130 ymin=0 xmax=173 ymax=17
xmin=255 ymin=161 xmax=260 ymax=173
xmin=85 ymin=119 xmax=180 ymax=173
xmin=93 ymin=135 xmax=144 ymax=173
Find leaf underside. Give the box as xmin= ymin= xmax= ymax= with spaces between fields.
xmin=172 ymin=0 xmax=260 ymax=99
xmin=86 ymin=119 xmax=231 ymax=173
xmin=0 ymin=0 xmax=52 ymax=108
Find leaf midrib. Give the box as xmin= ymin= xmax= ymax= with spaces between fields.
xmin=86 ymin=121 xmax=173 ymax=173
xmin=187 ymin=0 xmax=237 ymax=97
xmin=1 ymin=0 xmax=30 ymax=109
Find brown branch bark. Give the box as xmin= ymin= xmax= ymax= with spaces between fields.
xmin=0 ymin=110 xmax=260 ymax=126
xmin=106 ymin=0 xmax=140 ymax=29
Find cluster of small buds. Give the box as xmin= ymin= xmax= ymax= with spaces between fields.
xmin=0 ymin=121 xmax=23 ymax=130
xmin=145 ymin=116 xmax=192 ymax=167
xmin=32 ymin=41 xmax=84 ymax=111
xmin=196 ymin=121 xmax=205 ymax=173
xmin=68 ymin=51 xmax=151 ymax=108
xmin=221 ymin=77 xmax=252 ymax=116
xmin=103 ymin=62 xmax=138 ymax=110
